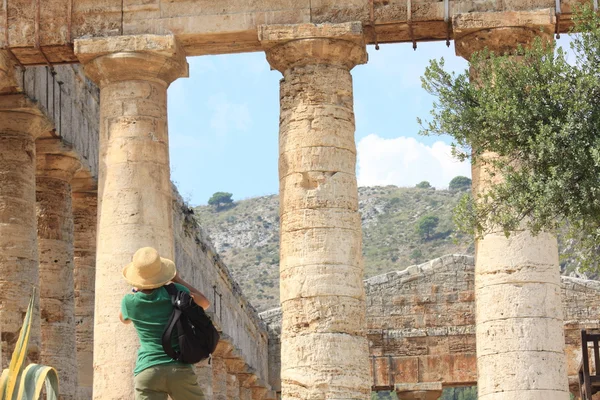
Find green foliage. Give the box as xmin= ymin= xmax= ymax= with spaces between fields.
xmin=195 ymin=187 xmax=473 ymax=311
xmin=0 ymin=289 xmax=59 ymax=400
xmin=208 ymin=192 xmax=234 ymax=211
xmin=448 ymin=176 xmax=472 ymax=191
xmin=416 ymin=215 xmax=440 ymax=240
xmin=419 ymin=6 xmax=600 ymax=270
xmin=441 ymin=387 xmax=477 ymax=400
xmin=416 ymin=181 xmax=433 ymax=189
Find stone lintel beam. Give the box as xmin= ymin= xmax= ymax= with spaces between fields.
xmin=395 ymin=382 xmax=443 ymax=400
xmin=74 ymin=34 xmax=189 ymax=88
xmin=453 ymin=9 xmax=556 ymax=59
xmin=258 ymin=22 xmax=367 ymax=73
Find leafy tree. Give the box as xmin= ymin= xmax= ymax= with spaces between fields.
xmin=448 ymin=176 xmax=472 ymax=191
xmin=419 ymin=6 xmax=600 ymax=269
xmin=416 ymin=181 xmax=432 ymax=189
xmin=410 ymin=249 xmax=423 ymax=263
xmin=208 ymin=192 xmax=233 ymax=211
xmin=416 ymin=215 xmax=439 ymax=240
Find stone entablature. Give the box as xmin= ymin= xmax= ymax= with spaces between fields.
xmin=260 ymin=255 xmax=600 ymax=398
xmin=1 ymin=1 xmax=581 ymax=65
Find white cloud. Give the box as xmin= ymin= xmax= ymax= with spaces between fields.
xmin=357 ymin=134 xmax=471 ymax=189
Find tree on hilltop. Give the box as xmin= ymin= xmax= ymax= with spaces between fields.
xmin=416 ymin=181 xmax=433 ymax=189
xmin=449 ymin=176 xmax=472 ymax=191
xmin=208 ymin=192 xmax=233 ymax=211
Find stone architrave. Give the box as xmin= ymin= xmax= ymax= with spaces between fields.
xmin=74 ymin=35 xmax=188 ymax=399
xmin=259 ymin=22 xmax=371 ymax=399
xmin=0 ymin=79 xmax=53 ymax=367
xmin=454 ymin=10 xmax=569 ymax=400
xmin=36 ymin=138 xmax=82 ymax=400
xmin=72 ymin=170 xmax=98 ymax=400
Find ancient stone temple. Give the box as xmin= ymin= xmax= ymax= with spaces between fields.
xmin=0 ymin=1 xmax=594 ymax=399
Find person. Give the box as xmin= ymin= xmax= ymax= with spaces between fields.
xmin=119 ymin=246 xmax=210 ymax=400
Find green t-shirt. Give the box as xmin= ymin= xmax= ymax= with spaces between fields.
xmin=120 ymin=283 xmax=190 ymax=375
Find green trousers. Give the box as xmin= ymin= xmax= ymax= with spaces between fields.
xmin=134 ymin=364 xmax=206 ymax=400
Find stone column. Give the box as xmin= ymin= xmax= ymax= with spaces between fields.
xmin=454 ymin=11 xmax=569 ymax=400
xmin=74 ymin=35 xmax=188 ymax=399
xmin=72 ymin=170 xmax=97 ymax=400
xmin=259 ymin=22 xmax=370 ymax=399
xmin=227 ymin=374 xmax=241 ymax=400
xmin=212 ymin=357 xmax=228 ymax=400
xmin=0 ymin=91 xmax=52 ymax=368
xmin=36 ymin=138 xmax=82 ymax=400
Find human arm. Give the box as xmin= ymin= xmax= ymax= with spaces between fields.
xmin=172 ymin=272 xmax=211 ymax=310
xmin=119 ymin=296 xmax=133 ymax=324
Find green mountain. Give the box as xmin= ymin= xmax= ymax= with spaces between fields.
xmin=193 ymin=185 xmax=474 ymax=312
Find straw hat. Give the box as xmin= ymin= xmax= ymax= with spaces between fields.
xmin=122 ymin=247 xmax=176 ymax=289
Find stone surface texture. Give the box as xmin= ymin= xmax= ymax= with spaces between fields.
xmin=0 ymin=0 xmax=585 ymax=65
xmin=455 ymin=23 xmax=568 ymax=400
xmin=0 ymin=85 xmax=53 ymax=368
xmin=72 ymin=185 xmax=97 ymax=400
xmin=75 ymin=34 xmax=189 ymax=399
xmin=36 ymin=137 xmax=82 ymax=400
xmin=261 ymin=22 xmax=370 ymax=400
xmin=261 ymin=255 xmax=600 ymax=399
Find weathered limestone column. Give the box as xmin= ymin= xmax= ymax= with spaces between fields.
xmin=454 ymin=11 xmax=569 ymax=400
xmin=0 ymin=88 xmax=52 ymax=367
xmin=212 ymin=357 xmax=228 ymax=400
xmin=259 ymin=23 xmax=370 ymax=399
xmin=72 ymin=170 xmax=97 ymax=400
xmin=74 ymin=35 xmax=188 ymax=399
xmin=36 ymin=137 xmax=82 ymax=400
xmin=227 ymin=374 xmax=241 ymax=400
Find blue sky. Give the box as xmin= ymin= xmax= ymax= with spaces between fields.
xmin=166 ymin=37 xmax=572 ymax=206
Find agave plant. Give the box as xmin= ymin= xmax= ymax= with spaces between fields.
xmin=0 ymin=288 xmax=59 ymax=399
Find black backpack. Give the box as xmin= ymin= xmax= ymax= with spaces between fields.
xmin=161 ymin=284 xmax=220 ymax=364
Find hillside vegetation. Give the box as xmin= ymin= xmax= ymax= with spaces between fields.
xmin=194 ymin=185 xmax=584 ymax=312
xmin=194 ymin=185 xmax=473 ymax=312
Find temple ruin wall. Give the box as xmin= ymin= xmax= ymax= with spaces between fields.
xmin=260 ymin=255 xmax=600 ymax=395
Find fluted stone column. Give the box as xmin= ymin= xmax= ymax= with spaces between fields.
xmin=227 ymin=374 xmax=241 ymax=400
xmin=72 ymin=172 xmax=97 ymax=400
xmin=74 ymin=35 xmax=188 ymax=399
xmin=0 ymin=91 xmax=52 ymax=368
xmin=240 ymin=386 xmax=253 ymax=400
xmin=454 ymin=12 xmax=569 ymax=400
xmin=259 ymin=22 xmax=370 ymax=399
xmin=212 ymin=357 xmax=228 ymax=400
xmin=36 ymin=138 xmax=82 ymax=400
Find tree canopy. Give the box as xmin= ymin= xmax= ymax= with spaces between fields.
xmin=449 ymin=176 xmax=472 ymax=191
xmin=419 ymin=6 xmax=600 ymax=269
xmin=208 ymin=192 xmax=234 ymax=210
xmin=416 ymin=181 xmax=432 ymax=189
xmin=416 ymin=215 xmax=440 ymax=240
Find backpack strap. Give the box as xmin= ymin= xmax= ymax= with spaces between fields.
xmin=164 ymin=283 xmax=178 ymax=300
xmin=161 ymin=283 xmax=182 ymax=361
